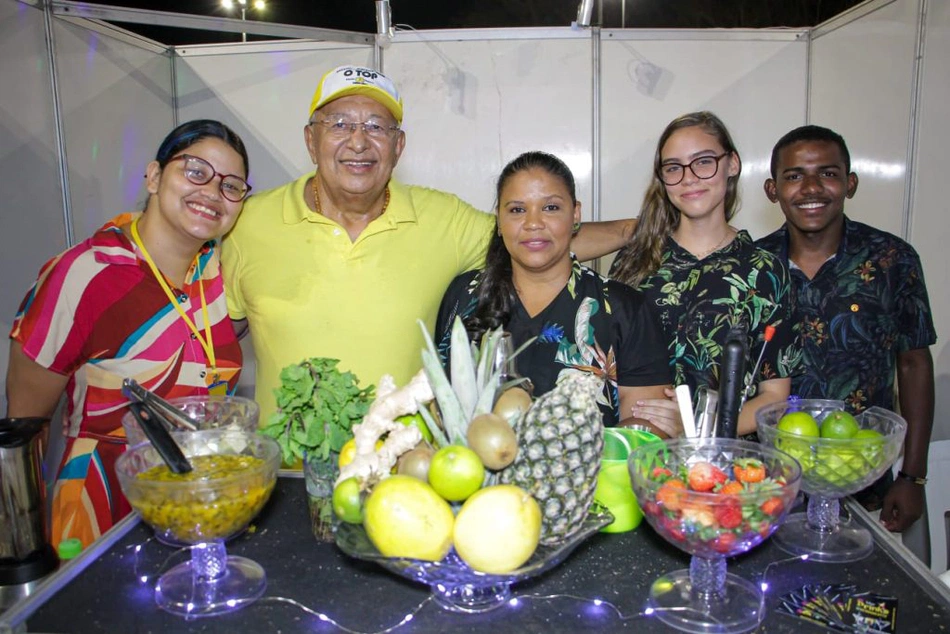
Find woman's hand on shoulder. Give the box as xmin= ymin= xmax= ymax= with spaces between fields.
xmin=621 ymin=385 xmax=682 ymax=438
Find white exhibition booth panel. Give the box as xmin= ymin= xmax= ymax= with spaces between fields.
xmin=0 ymin=0 xmax=946 ymax=451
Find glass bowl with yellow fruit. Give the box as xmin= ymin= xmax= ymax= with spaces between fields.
xmin=115 ymin=430 xmax=280 ymax=617
xmin=756 ymin=398 xmax=906 ymax=562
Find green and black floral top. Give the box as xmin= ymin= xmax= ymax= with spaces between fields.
xmin=436 ymin=258 xmax=671 ymax=427
xmin=611 ymin=230 xmax=801 ymax=403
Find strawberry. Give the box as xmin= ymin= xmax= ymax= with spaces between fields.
xmin=714 ymin=499 xmax=743 ymax=529
xmin=651 ymin=467 xmax=673 ymax=480
xmin=760 ymin=497 xmax=784 ymax=516
xmin=711 ymin=532 xmax=737 ymax=554
xmin=733 ymin=458 xmax=766 ymax=484
xmin=718 ymin=480 xmax=744 ymax=496
xmin=682 ymin=505 xmax=716 ymax=528
xmin=659 ymin=516 xmax=686 ymax=542
xmin=656 ymin=479 xmax=687 ymax=511
xmin=688 ymin=462 xmax=728 ymax=492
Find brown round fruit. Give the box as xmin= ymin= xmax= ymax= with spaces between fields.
xmin=466 ymin=413 xmax=518 ymax=470
xmin=396 ymin=444 xmax=435 ymax=481
xmin=492 ymin=387 xmax=532 ymax=425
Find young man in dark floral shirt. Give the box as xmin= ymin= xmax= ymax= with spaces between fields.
xmin=756 ymin=125 xmax=936 ymax=533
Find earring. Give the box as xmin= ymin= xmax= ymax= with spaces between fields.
xmin=572 ymin=221 xmax=581 ymax=234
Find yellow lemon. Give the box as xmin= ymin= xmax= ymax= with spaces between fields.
xmin=453 ymin=485 xmax=541 ymax=573
xmin=338 ymin=438 xmax=384 ymax=468
xmin=363 ymin=475 xmax=454 ymax=561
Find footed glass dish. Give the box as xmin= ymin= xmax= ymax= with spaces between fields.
xmin=629 ymin=438 xmax=801 ymax=634
xmin=756 ymin=399 xmax=906 ymax=563
xmin=121 ymin=395 xmax=261 ymax=546
xmin=335 ymin=506 xmax=613 ymax=613
xmin=116 ymin=430 xmax=279 ymax=618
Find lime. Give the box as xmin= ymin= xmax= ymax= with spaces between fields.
xmin=820 ymin=411 xmax=860 ymax=439
xmin=777 ymin=411 xmax=820 ymax=437
xmin=332 ymin=477 xmax=364 ymax=524
xmin=397 ymin=413 xmax=434 ymax=444
xmin=853 ymin=428 xmax=885 ymax=466
xmin=428 ymin=445 xmax=485 ymax=502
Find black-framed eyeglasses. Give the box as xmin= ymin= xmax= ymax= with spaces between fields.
xmin=657 ymin=152 xmax=730 ymax=186
xmin=167 ymin=154 xmax=251 ymax=202
xmin=309 ymin=115 xmax=400 ymax=140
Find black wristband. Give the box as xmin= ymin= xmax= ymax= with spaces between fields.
xmin=896 ymin=470 xmax=927 ymax=485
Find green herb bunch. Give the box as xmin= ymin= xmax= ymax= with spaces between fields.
xmin=259 ymin=358 xmax=374 ymax=467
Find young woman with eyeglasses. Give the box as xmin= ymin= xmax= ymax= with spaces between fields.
xmin=609 ymin=111 xmax=799 ymax=437
xmin=6 ymin=119 xmax=251 ymax=546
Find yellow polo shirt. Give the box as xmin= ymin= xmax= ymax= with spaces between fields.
xmin=221 ymin=173 xmax=493 ymax=420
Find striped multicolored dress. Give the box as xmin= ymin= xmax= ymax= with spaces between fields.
xmin=10 ymin=212 xmax=242 ymax=547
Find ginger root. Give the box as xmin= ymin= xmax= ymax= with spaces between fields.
xmin=337 ymin=370 xmax=434 ymax=485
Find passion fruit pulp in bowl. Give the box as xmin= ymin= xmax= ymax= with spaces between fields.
xmin=116 ymin=430 xmax=279 ymax=543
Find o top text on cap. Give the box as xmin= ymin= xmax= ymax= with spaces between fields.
xmin=308 ymin=66 xmax=403 ymax=124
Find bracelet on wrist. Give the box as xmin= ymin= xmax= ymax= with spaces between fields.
xmin=896 ymin=470 xmax=927 ymax=485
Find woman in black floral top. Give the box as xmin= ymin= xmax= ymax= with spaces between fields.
xmin=610 ymin=112 xmax=800 ymax=436
xmin=436 ymin=152 xmax=674 ymax=434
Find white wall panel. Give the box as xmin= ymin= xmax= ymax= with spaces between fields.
xmin=909 ymin=0 xmax=950 ymax=441
xmin=601 ymin=34 xmax=807 ymax=239
xmin=52 ymin=18 xmax=174 ymax=238
xmin=175 ymin=42 xmax=374 ymax=194
xmin=383 ymin=32 xmax=593 ymax=217
xmin=809 ymin=0 xmax=918 ymax=238
xmin=0 ymin=0 xmax=64 ymax=414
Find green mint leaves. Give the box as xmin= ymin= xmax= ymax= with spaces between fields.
xmin=259 ymin=358 xmax=374 ymax=467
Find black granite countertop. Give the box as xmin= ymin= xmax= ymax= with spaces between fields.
xmin=4 ymin=475 xmax=949 ymax=633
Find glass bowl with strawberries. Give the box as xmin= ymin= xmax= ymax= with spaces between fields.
xmin=756 ymin=399 xmax=906 ymax=563
xmin=629 ymin=438 xmax=802 ymax=634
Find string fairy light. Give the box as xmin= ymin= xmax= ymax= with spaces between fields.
xmin=127 ymin=537 xmax=814 ymax=634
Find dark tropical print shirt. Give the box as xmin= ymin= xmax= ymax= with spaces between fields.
xmin=610 ymin=230 xmax=801 ymax=403
xmin=436 ymin=258 xmax=671 ymax=427
xmin=756 ymin=217 xmax=936 ymax=413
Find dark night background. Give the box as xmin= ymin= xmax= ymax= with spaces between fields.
xmin=90 ymin=0 xmax=867 ymax=45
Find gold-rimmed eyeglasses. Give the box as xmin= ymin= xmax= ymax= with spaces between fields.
xmin=309 ymin=115 xmax=400 ymax=140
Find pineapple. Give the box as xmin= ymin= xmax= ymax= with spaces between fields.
xmin=499 ymin=372 xmax=605 ymax=546
xmin=419 ymin=318 xmax=604 ymax=546
xmin=417 ymin=317 xmax=529 ymax=448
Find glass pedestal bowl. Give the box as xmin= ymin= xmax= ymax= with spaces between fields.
xmin=629 ymin=438 xmax=801 ymax=634
xmin=756 ymin=399 xmax=906 ymax=563
xmin=335 ymin=506 xmax=613 ymax=613
xmin=122 ymin=395 xmax=260 ymax=447
xmin=115 ymin=430 xmax=279 ymax=618
xmin=121 ymin=395 xmax=261 ymax=546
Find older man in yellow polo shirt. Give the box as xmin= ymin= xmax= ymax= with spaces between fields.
xmin=223 ymin=65 xmax=630 ymax=419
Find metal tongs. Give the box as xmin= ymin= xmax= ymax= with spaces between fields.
xmin=122 ymin=378 xmax=197 ymax=432
xmin=127 ymin=402 xmax=192 ymax=474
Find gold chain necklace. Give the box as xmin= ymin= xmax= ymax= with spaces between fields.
xmin=694 ymin=228 xmax=735 ymax=259
xmin=310 ymin=176 xmax=390 ymax=218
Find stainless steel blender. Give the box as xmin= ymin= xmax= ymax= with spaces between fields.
xmin=0 ymin=418 xmax=59 ymax=610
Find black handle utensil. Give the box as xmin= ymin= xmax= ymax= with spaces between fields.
xmin=715 ymin=324 xmax=748 ymax=439
xmin=127 ymin=402 xmax=193 ymax=474
xmin=122 ymin=379 xmax=197 ymax=432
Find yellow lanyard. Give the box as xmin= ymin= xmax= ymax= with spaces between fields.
xmin=130 ymin=217 xmax=217 ymax=381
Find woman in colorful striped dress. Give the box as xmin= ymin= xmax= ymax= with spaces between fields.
xmin=6 ymin=120 xmax=251 ymax=547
